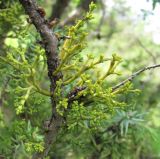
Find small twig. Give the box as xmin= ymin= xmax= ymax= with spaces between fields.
xmin=67 ymin=64 xmax=160 ymax=102
xmin=112 ymin=64 xmax=160 ymax=91
xmin=68 ymin=86 xmax=86 ymax=103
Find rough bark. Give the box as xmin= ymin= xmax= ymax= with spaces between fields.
xmin=19 ymin=0 xmax=63 ymax=158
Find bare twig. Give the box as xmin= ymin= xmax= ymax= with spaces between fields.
xmin=68 ymin=86 xmax=86 ymax=103
xmin=112 ymin=64 xmax=160 ymax=91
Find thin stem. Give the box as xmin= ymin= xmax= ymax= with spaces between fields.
xmin=112 ymin=64 xmax=160 ymax=91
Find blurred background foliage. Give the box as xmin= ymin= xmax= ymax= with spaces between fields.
xmin=0 ymin=0 xmax=160 ymax=158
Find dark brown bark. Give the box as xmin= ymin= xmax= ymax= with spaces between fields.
xmin=19 ymin=0 xmax=63 ymax=158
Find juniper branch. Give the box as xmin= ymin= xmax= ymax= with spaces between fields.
xmin=68 ymin=64 xmax=160 ymax=102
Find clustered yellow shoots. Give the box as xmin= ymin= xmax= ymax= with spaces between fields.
xmin=53 ymin=3 xmax=127 ymax=116
xmin=0 ymin=2 xmax=132 ymax=127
